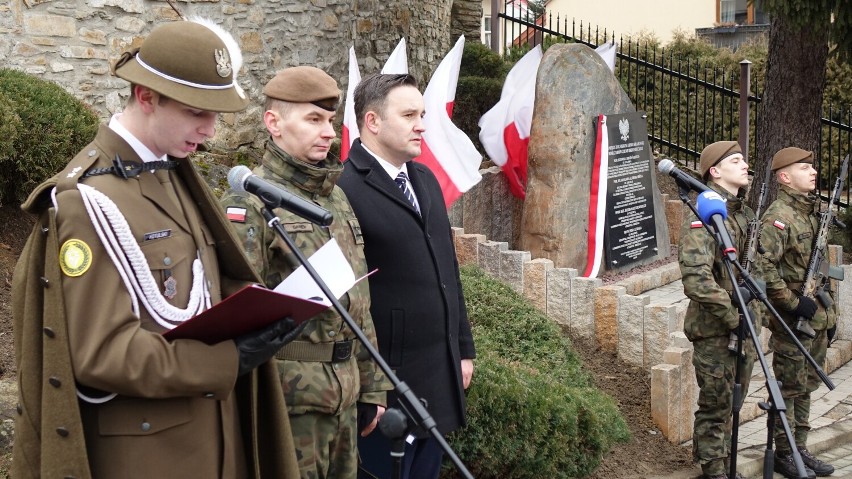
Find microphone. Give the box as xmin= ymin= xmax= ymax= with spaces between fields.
xmin=695 ymin=190 xmax=738 ymax=262
xmin=658 ymin=159 xmax=710 ymax=193
xmin=227 ymin=165 xmax=333 ymax=226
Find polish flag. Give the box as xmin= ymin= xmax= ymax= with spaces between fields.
xmin=595 ymin=41 xmax=617 ymax=73
xmin=341 ymin=46 xmax=361 ymax=160
xmin=382 ymin=38 xmax=408 ymax=74
xmin=415 ymin=35 xmax=483 ymax=206
xmin=477 ymin=45 xmax=542 ymax=199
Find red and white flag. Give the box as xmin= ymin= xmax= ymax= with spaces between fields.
xmin=584 ymin=114 xmax=609 ymax=278
xmin=595 ymin=41 xmax=616 ymax=73
xmin=415 ymin=35 xmax=483 ymax=206
xmin=341 ymin=46 xmax=361 ymax=160
xmin=477 ymin=45 xmax=542 ymax=199
xmin=382 ymin=38 xmax=408 ymax=74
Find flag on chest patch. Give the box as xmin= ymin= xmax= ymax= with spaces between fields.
xmin=226 ymin=207 xmax=247 ymax=223
xmin=773 ymin=220 xmax=785 ymax=230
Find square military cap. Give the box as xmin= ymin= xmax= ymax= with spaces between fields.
xmin=263 ymin=66 xmax=340 ymax=111
xmin=699 ymin=141 xmax=742 ymax=177
xmin=771 ymin=147 xmax=813 ymax=171
xmin=112 ymin=18 xmax=248 ymax=113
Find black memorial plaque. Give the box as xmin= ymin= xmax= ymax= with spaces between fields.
xmin=602 ymin=112 xmax=658 ymax=269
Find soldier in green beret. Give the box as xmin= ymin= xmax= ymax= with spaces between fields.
xmin=11 ymin=18 xmax=303 ymax=479
xmin=759 ymin=147 xmax=835 ymax=478
xmin=221 ymin=66 xmax=392 ymax=479
xmin=678 ymin=141 xmax=759 ymax=479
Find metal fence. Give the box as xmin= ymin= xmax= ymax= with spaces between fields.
xmin=495 ymin=5 xmax=852 ymax=204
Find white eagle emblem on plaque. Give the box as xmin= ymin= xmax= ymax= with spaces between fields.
xmin=214 ymin=48 xmax=232 ymax=78
xmin=618 ymin=117 xmax=630 ymax=141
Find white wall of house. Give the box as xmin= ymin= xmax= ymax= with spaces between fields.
xmin=482 ymin=0 xmax=716 ymax=46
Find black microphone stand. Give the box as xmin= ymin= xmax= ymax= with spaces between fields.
xmin=258 ymin=205 xmax=474 ymax=479
xmin=677 ymin=185 xmax=823 ymax=479
xmin=378 ymin=408 xmax=410 ymax=479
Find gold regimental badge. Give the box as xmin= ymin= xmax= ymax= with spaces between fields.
xmin=59 ymin=239 xmax=93 ymax=277
xmin=214 ymin=48 xmax=232 ymax=78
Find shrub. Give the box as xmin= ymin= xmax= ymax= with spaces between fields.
xmin=460 ymin=42 xmax=509 ymax=79
xmin=443 ymin=266 xmax=630 ymax=479
xmin=453 ymin=43 xmax=509 ymax=153
xmin=0 ymin=68 xmax=99 ymax=207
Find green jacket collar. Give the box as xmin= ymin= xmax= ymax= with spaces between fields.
xmin=778 ymin=184 xmax=818 ymax=214
xmin=261 ymin=140 xmax=342 ymax=197
xmin=707 ymin=181 xmax=743 ymax=214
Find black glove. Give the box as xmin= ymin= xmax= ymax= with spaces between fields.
xmin=234 ymin=317 xmax=305 ymax=376
xmin=736 ymin=285 xmax=753 ymax=306
xmin=357 ymin=402 xmax=378 ymax=434
xmin=793 ymin=296 xmax=818 ymax=320
xmin=827 ymin=324 xmax=837 ymax=344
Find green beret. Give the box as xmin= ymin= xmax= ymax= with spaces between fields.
xmin=113 ymin=19 xmax=248 ymax=113
xmin=263 ymin=66 xmax=340 ymax=111
xmin=771 ymin=147 xmax=813 ymax=171
xmin=699 ymin=141 xmax=742 ymax=177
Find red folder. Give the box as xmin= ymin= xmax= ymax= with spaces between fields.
xmin=163 ymin=284 xmax=328 ymax=344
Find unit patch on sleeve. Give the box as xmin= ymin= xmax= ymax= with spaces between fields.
xmin=226 ymin=207 xmax=247 ymax=223
xmin=690 ymin=220 xmax=704 ymax=229
xmin=59 ymin=239 xmax=92 ymax=277
xmin=772 ymin=220 xmax=786 ymax=230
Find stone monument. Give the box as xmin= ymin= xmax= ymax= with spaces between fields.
xmin=520 ymin=43 xmax=671 ymax=274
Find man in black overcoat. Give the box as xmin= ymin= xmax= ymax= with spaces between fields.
xmin=338 ymin=73 xmax=476 ymax=479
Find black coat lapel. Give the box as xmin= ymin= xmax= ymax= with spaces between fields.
xmin=350 ymin=142 xmax=423 ymax=219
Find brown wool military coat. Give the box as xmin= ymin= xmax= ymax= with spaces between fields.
xmin=12 ymin=126 xmax=300 ymax=479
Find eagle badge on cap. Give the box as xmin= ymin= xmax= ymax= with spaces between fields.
xmin=215 ymin=48 xmax=232 ymax=78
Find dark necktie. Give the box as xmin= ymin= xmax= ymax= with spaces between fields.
xmin=395 ymin=171 xmax=419 ymax=214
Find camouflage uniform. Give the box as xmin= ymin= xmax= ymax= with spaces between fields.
xmin=221 ymin=141 xmax=391 ymax=479
xmin=759 ymin=184 xmax=836 ymax=454
xmin=679 ymin=182 xmax=758 ymax=477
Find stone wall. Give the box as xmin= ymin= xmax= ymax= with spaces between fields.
xmin=0 ymin=0 xmax=459 ymax=151
xmin=450 ymin=0 xmax=481 ymax=41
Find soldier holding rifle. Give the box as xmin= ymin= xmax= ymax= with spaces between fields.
xmin=679 ymin=141 xmax=759 ymax=479
xmin=759 ymin=147 xmax=847 ymax=478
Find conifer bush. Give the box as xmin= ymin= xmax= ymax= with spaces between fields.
xmin=444 ymin=266 xmax=630 ymax=478
xmin=0 ymin=68 xmax=99 ymax=207
xmin=454 ymin=43 xmax=508 ymax=152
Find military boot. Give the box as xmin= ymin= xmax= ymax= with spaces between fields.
xmin=774 ymin=452 xmax=816 ymax=479
xmin=798 ymin=448 xmax=834 ymax=477
xmin=705 ymin=473 xmax=745 ymax=479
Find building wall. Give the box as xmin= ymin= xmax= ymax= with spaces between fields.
xmin=483 ymin=0 xmax=716 ymax=46
xmin=0 ymin=0 xmax=455 ymax=151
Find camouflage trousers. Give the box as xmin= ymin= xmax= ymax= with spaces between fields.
xmin=290 ymin=404 xmax=358 ymax=479
xmin=770 ymin=329 xmax=828 ymax=454
xmin=692 ymin=335 xmax=756 ymax=476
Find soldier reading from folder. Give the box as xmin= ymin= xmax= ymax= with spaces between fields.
xmin=11 ymin=19 xmax=303 ymax=479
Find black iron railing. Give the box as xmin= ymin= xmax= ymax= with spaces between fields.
xmin=495 ymin=5 xmax=851 ymax=204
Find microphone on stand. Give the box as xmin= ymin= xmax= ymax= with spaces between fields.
xmin=227 ymin=165 xmax=333 ymax=226
xmin=696 ymin=190 xmax=738 ymax=262
xmin=658 ymin=159 xmax=710 ymax=194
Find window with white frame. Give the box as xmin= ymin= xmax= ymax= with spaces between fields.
xmin=483 ymin=15 xmax=492 ymax=45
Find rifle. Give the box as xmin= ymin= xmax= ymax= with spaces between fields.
xmin=795 ymin=154 xmax=849 ymax=338
xmin=728 ymin=179 xmax=768 ymax=354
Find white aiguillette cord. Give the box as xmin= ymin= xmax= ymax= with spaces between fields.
xmin=63 ymin=184 xmax=213 ymax=402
